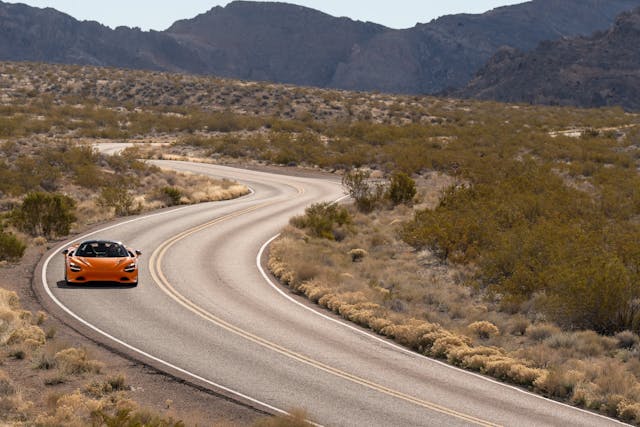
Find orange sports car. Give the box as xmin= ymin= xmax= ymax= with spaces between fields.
xmin=62 ymin=240 xmax=142 ymax=286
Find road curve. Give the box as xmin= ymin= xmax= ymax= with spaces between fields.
xmin=39 ymin=160 xmax=623 ymax=427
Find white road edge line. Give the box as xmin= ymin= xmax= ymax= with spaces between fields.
xmin=41 ymin=204 xmax=295 ymax=420
xmin=256 ymin=233 xmax=628 ymax=425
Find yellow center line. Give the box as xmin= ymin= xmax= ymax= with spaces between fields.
xmin=149 ymin=191 xmax=501 ymax=427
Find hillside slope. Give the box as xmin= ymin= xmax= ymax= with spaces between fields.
xmin=330 ymin=0 xmax=640 ymax=93
xmin=457 ymin=8 xmax=640 ymax=110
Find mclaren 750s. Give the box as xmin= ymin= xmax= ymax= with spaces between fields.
xmin=63 ymin=240 xmax=142 ymax=286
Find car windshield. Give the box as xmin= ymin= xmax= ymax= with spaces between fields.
xmin=76 ymin=242 xmax=128 ymax=258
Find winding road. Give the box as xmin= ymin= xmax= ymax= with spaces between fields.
xmin=38 ymin=157 xmax=622 ymax=426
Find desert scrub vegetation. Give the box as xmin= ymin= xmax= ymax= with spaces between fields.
xmin=0 ymin=140 xmax=248 ymax=260
xmin=270 ymin=167 xmax=640 ymax=422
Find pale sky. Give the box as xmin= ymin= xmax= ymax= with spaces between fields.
xmin=4 ymin=1 xmax=527 ymax=30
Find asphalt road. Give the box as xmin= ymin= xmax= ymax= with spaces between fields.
xmin=40 ymin=158 xmax=623 ymax=427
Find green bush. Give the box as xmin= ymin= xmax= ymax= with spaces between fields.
xmin=402 ymin=160 xmax=640 ymax=334
xmin=342 ymin=170 xmax=385 ymax=213
xmin=290 ymin=202 xmax=351 ymax=240
xmin=12 ymin=192 xmax=76 ymax=238
xmin=387 ymin=171 xmax=416 ymax=205
xmin=98 ymin=184 xmax=135 ymax=216
xmin=0 ymin=231 xmax=26 ymax=261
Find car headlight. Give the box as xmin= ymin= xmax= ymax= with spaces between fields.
xmin=124 ymin=263 xmax=137 ymax=273
xmin=69 ymin=262 xmax=81 ymax=272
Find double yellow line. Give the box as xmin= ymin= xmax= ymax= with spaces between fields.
xmin=149 ymin=201 xmax=500 ymax=427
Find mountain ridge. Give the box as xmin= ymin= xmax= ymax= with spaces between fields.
xmin=456 ymin=7 xmax=640 ymax=110
xmin=0 ymin=0 xmax=639 ymax=97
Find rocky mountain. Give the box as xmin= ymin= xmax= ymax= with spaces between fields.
xmin=0 ymin=1 xmax=203 ymax=71
xmin=457 ymin=8 xmax=640 ymax=110
xmin=1 ymin=0 xmax=639 ymax=95
xmin=165 ymin=1 xmax=387 ymax=86
xmin=331 ymin=0 xmax=640 ymax=93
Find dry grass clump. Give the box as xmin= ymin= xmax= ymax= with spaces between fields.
xmin=348 ymin=248 xmax=367 ymax=262
xmin=144 ymin=171 xmax=249 ymax=207
xmin=468 ymin=321 xmax=500 ymax=339
xmin=525 ymin=323 xmax=561 ymax=342
xmin=84 ymin=374 xmax=130 ymax=398
xmin=0 ymin=289 xmax=45 ymax=350
xmin=54 ymin=347 xmax=104 ymax=376
xmin=0 ymin=368 xmax=31 ymax=423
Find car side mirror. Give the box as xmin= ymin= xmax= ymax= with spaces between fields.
xmin=135 ymin=250 xmax=142 ymax=256
xmin=62 ymin=249 xmax=69 ymax=255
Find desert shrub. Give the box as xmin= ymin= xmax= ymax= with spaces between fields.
xmin=35 ymin=390 xmax=103 ymax=425
xmin=387 ymin=171 xmax=416 ymax=205
xmin=161 ymin=186 xmax=183 ymax=206
xmin=54 ymin=347 xmax=104 ymax=375
xmin=6 ymin=325 xmax=45 ymax=347
xmin=33 ymin=344 xmax=58 ymax=370
xmin=618 ymin=401 xmax=640 ymax=424
xmin=506 ymin=316 xmax=530 ymax=336
xmin=290 ymin=203 xmax=351 ymax=240
xmin=545 ymin=332 xmax=578 ymax=350
xmin=342 ymin=169 xmax=385 ymax=212
xmin=43 ymin=372 xmax=67 ymax=386
xmin=348 ymin=248 xmax=367 ymax=262
xmin=468 ymin=321 xmax=500 ymax=339
xmin=526 ymin=323 xmax=561 ymax=342
xmin=402 ymin=158 xmax=640 ymax=333
xmin=98 ymin=180 xmax=136 ymax=216
xmin=534 ymin=368 xmax=583 ymax=399
xmin=107 ymin=373 xmax=129 ymax=392
xmin=85 ymin=374 xmax=129 ymax=398
xmin=0 ymin=231 xmax=26 ymax=261
xmin=12 ymin=192 xmax=76 ymax=238
xmin=0 ymin=289 xmax=19 ymax=309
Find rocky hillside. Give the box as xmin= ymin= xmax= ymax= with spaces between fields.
xmin=330 ymin=0 xmax=640 ymax=93
xmin=0 ymin=0 xmax=639 ymax=94
xmin=165 ymin=1 xmax=387 ymax=87
xmin=457 ymin=8 xmax=640 ymax=110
